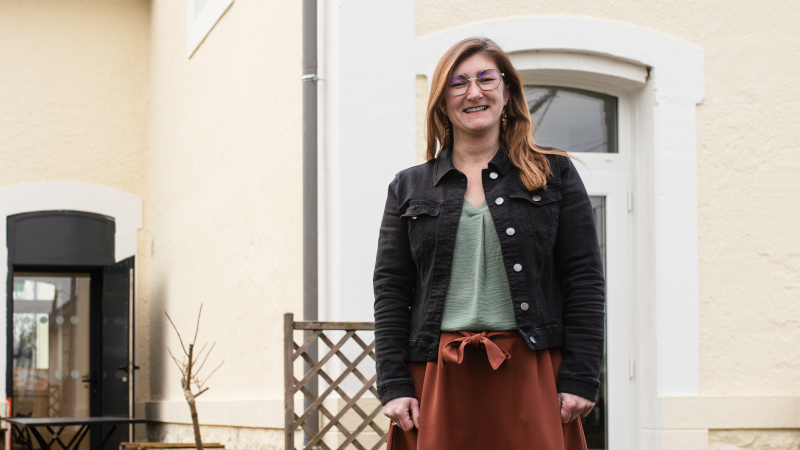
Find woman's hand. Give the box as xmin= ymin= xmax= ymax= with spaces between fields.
xmin=382 ymin=397 xmax=420 ymax=431
xmin=558 ymin=392 xmax=595 ymax=423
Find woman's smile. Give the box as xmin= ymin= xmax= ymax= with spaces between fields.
xmin=464 ymin=106 xmax=489 ymax=113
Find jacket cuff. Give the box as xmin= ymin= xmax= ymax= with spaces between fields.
xmin=557 ymin=375 xmax=599 ymax=402
xmin=377 ymin=380 xmax=416 ymax=405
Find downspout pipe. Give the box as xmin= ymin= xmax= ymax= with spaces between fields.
xmin=302 ymin=0 xmax=318 ymax=324
xmin=301 ymin=0 xmax=319 ymax=443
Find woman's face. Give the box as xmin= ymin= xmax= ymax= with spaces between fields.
xmin=443 ymin=52 xmax=509 ymax=141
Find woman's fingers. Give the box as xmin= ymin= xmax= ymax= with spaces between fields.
xmin=410 ymin=398 xmax=421 ymax=429
xmin=559 ymin=395 xmax=571 ymax=424
xmin=398 ymin=411 xmax=414 ymax=431
xmin=382 ymin=397 xmax=419 ymax=431
xmin=558 ymin=392 xmax=596 ymax=423
xmin=395 ymin=401 xmax=415 ymax=431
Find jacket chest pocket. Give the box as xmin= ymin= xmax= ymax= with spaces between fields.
xmin=509 ymin=189 xmax=561 ymax=239
xmin=401 ymin=202 xmax=440 ymax=258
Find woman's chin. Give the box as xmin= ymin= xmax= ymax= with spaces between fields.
xmin=458 ymin=123 xmax=498 ymax=137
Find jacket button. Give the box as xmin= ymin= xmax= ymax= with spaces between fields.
xmin=495 ymin=197 xmax=504 ymax=205
xmin=506 ymin=228 xmax=515 ymax=236
xmin=513 ymin=263 xmax=522 ymax=272
xmin=532 ymin=195 xmax=542 ymax=202
xmin=489 ymin=172 xmax=498 ymax=179
xmin=520 ymin=302 xmax=529 ymax=311
xmin=529 ymin=336 xmax=536 ymax=344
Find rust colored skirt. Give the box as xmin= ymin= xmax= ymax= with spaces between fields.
xmin=386 ymin=331 xmax=587 ymax=450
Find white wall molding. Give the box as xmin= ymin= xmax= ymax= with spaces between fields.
xmin=663 ymin=396 xmax=800 ymax=429
xmin=327 ymin=0 xmax=415 ymax=324
xmin=140 ymin=396 xmax=383 ymax=430
xmin=510 ymin=50 xmax=648 ymax=93
xmin=0 ymin=182 xmax=142 ymax=399
xmin=414 ymin=16 xmax=703 ymax=103
xmin=139 ymin=399 xmax=284 ymax=429
xmin=187 ymin=0 xmax=234 ymax=58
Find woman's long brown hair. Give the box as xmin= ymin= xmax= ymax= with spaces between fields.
xmin=425 ymin=37 xmax=570 ymax=191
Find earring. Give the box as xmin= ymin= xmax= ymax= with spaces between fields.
xmin=444 ymin=117 xmax=451 ymax=143
xmin=502 ymin=107 xmax=508 ymax=132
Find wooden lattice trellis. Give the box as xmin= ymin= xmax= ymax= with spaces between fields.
xmin=284 ymin=313 xmax=388 ymax=450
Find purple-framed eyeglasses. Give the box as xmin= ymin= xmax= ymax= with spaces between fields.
xmin=447 ymin=69 xmax=504 ymax=96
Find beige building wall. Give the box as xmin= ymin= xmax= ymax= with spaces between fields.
xmin=144 ymin=0 xmax=302 ymax=444
xmin=0 ymin=0 xmax=152 ymax=417
xmin=2 ymin=0 xmax=303 ymax=446
xmin=416 ymin=2 xmax=800 ymax=449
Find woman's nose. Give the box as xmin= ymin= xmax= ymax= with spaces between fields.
xmin=465 ymin=80 xmax=483 ymax=100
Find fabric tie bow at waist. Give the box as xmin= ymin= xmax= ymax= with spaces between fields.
xmin=441 ymin=331 xmax=513 ymax=370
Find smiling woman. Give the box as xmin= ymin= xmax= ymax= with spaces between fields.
xmin=374 ymin=37 xmax=605 ymax=450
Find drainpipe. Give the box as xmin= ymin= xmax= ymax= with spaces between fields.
xmin=301 ymin=0 xmax=319 ymax=443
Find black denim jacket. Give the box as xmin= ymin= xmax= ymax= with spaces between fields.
xmin=373 ymin=144 xmax=605 ymax=404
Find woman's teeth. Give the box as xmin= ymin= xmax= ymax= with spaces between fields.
xmin=464 ymin=106 xmax=488 ymax=113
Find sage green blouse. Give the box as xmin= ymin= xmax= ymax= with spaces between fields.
xmin=440 ymin=198 xmax=517 ymax=331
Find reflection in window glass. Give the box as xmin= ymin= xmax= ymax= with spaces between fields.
xmin=524 ymin=86 xmax=617 ymax=153
xmin=583 ymin=196 xmax=607 ymax=450
xmin=13 ymin=273 xmax=92 ymax=450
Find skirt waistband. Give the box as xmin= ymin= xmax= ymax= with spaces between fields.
xmin=440 ymin=331 xmax=519 ymax=370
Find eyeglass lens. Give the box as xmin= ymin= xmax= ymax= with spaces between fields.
xmin=447 ymin=69 xmax=502 ymax=96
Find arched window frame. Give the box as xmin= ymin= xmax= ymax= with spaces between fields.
xmin=414 ymin=17 xmax=704 ymax=450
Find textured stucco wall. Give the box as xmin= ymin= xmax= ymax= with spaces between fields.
xmin=710 ymin=429 xmax=800 ymax=450
xmin=415 ymin=0 xmax=800 ymax=398
xmin=146 ymin=0 xmax=302 ymax=420
xmin=0 ymin=0 xmax=150 ymax=194
xmin=0 ymin=0 xmax=152 ymax=401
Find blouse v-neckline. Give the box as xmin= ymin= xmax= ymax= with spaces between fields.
xmin=463 ymin=198 xmax=487 ymax=212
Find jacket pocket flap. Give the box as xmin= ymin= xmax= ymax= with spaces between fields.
xmin=508 ymin=189 xmax=561 ymax=205
xmin=401 ymin=202 xmax=440 ymax=218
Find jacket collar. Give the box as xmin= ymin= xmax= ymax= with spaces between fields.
xmin=433 ymin=142 xmax=513 ymax=186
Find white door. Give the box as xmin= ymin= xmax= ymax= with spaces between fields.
xmin=525 ymin=85 xmax=633 ymax=450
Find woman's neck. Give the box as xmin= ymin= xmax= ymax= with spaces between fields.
xmin=451 ymin=131 xmax=500 ymax=171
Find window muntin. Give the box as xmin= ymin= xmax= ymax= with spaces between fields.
xmin=524 ymin=86 xmax=618 ymax=154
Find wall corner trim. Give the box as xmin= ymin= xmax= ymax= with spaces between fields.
xmin=187 ymin=0 xmax=235 ymax=58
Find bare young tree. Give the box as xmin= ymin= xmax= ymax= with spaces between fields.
xmin=165 ymin=304 xmax=224 ymax=450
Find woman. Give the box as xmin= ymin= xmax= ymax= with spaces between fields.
xmin=373 ymin=37 xmax=605 ymax=449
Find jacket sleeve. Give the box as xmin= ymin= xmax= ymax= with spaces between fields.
xmin=553 ymin=156 xmax=606 ymax=402
xmin=373 ymin=176 xmax=417 ymax=405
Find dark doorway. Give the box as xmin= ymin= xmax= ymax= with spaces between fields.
xmin=6 ymin=211 xmax=136 ymax=450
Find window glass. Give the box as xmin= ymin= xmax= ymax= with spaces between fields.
xmin=524 ymin=86 xmax=617 ymax=153
xmin=13 ymin=273 xmax=92 ymax=450
xmin=584 ymin=197 xmax=607 ymax=450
